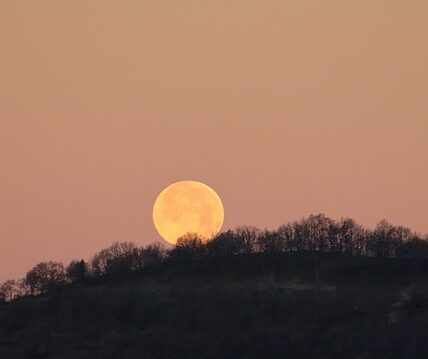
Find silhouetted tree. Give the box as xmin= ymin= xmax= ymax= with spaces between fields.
xmin=292 ymin=220 xmax=309 ymax=251
xmin=91 ymin=242 xmax=140 ymax=276
xmin=257 ymin=230 xmax=283 ymax=254
xmin=399 ymin=237 xmax=428 ymax=258
xmin=337 ymin=218 xmax=367 ymax=255
xmin=2 ymin=213 xmax=428 ymax=307
xmin=24 ymin=261 xmax=66 ymax=295
xmin=66 ymin=259 xmax=89 ymax=283
xmin=207 ymin=230 xmax=240 ymax=257
xmin=277 ymin=223 xmax=294 ymax=251
xmin=307 ymin=214 xmax=335 ymax=252
xmin=235 ymin=226 xmax=260 ymax=254
xmin=169 ymin=233 xmax=206 ymax=262
xmin=139 ymin=242 xmax=166 ymax=267
xmin=367 ymin=220 xmax=400 ymax=258
xmin=393 ymin=226 xmax=414 ymax=257
xmin=289 ymin=214 xmax=335 ymax=252
xmin=0 ymin=280 xmax=23 ymax=302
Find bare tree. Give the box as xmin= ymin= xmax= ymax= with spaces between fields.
xmin=170 ymin=232 xmax=206 ymax=262
xmin=257 ymin=230 xmax=283 ymax=254
xmin=367 ymin=220 xmax=400 ymax=258
xmin=337 ymin=218 xmax=367 ymax=255
xmin=139 ymin=242 xmax=166 ymax=267
xmin=24 ymin=261 xmax=66 ymax=295
xmin=235 ymin=226 xmax=260 ymax=254
xmin=0 ymin=280 xmax=24 ymax=302
xmin=277 ymin=224 xmax=294 ymax=251
xmin=91 ymin=242 xmax=140 ymax=276
xmin=395 ymin=226 xmax=413 ymax=242
xmin=293 ymin=214 xmax=335 ymax=252
xmin=292 ymin=220 xmax=309 ymax=251
xmin=309 ymin=214 xmax=335 ymax=252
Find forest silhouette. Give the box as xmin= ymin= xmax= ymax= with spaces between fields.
xmin=1 ymin=213 xmax=428 ymax=358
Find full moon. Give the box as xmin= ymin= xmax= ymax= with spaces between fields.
xmin=153 ymin=181 xmax=225 ymax=245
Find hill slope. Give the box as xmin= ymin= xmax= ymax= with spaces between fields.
xmin=1 ymin=253 xmax=428 ymax=358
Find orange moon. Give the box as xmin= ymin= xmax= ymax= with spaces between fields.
xmin=153 ymin=181 xmax=225 ymax=245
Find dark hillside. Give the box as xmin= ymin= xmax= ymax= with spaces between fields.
xmin=2 ymin=253 xmax=428 ymax=358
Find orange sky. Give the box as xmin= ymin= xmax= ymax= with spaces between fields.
xmin=1 ymin=1 xmax=427 ymax=281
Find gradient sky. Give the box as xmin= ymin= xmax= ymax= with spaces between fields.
xmin=1 ymin=1 xmax=427 ymax=281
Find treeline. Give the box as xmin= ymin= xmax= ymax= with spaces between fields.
xmin=1 ymin=214 xmax=427 ymax=302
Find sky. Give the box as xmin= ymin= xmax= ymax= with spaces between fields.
xmin=1 ymin=1 xmax=427 ymax=281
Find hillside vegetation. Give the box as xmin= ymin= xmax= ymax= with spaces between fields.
xmin=1 ymin=214 xmax=428 ymax=358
